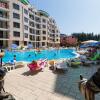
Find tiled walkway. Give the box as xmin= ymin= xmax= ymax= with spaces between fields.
xmin=4 ymin=64 xmax=100 ymax=100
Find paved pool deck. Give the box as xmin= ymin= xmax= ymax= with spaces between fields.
xmin=4 ymin=64 xmax=100 ymax=100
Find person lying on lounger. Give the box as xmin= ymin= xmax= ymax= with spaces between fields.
xmin=27 ymin=59 xmax=47 ymax=72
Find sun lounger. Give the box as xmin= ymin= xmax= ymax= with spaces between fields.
xmin=55 ymin=60 xmax=68 ymax=70
xmin=48 ymin=59 xmax=68 ymax=71
xmin=15 ymin=62 xmax=24 ymax=69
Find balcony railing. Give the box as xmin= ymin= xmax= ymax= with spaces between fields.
xmin=0 ymin=16 xmax=9 ymax=21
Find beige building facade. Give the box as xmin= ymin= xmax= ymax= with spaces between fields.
xmin=0 ymin=0 xmax=60 ymax=48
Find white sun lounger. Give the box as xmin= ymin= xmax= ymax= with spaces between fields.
xmin=54 ymin=59 xmax=68 ymax=70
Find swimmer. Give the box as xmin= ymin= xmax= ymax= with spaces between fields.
xmin=28 ymin=54 xmax=31 ymax=57
xmin=54 ymin=53 xmax=56 ymax=56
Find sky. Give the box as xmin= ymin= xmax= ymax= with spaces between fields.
xmin=29 ymin=0 xmax=100 ymax=34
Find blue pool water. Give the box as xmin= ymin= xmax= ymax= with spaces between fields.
xmin=2 ymin=49 xmax=77 ymax=63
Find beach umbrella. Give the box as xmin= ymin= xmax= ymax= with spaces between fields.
xmin=27 ymin=44 xmax=33 ymax=49
xmin=81 ymin=40 xmax=98 ymax=44
xmin=95 ymin=42 xmax=100 ymax=45
xmin=80 ymin=44 xmax=89 ymax=48
xmin=88 ymin=42 xmax=100 ymax=47
xmin=11 ymin=44 xmax=18 ymax=49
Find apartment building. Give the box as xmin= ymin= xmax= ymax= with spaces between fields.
xmin=0 ymin=0 xmax=60 ymax=48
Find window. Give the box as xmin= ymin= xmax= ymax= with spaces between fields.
xmin=0 ymin=11 xmax=3 ymax=17
xmin=13 ymin=13 xmax=20 ymax=19
xmin=24 ymin=33 xmax=28 ymax=38
xmin=29 ymin=14 xmax=34 ymax=20
xmin=24 ymin=25 xmax=28 ymax=30
xmin=33 ymin=36 xmax=35 ymax=40
xmin=56 ymin=39 xmax=59 ymax=41
xmin=43 ymin=37 xmax=46 ymax=40
xmin=13 ymin=3 xmax=19 ymax=10
xmin=36 ymin=24 xmax=41 ymax=29
xmin=30 ymin=35 xmax=32 ymax=40
xmin=36 ymin=36 xmax=40 ymax=41
xmin=29 ymin=22 xmax=34 ymax=27
xmin=29 ymin=28 xmax=35 ymax=34
xmin=42 ymin=31 xmax=46 ymax=34
xmin=13 ymin=31 xmax=20 ymax=37
xmin=35 ymin=17 xmax=41 ymax=22
xmin=42 ymin=42 xmax=45 ymax=46
xmin=42 ymin=19 xmax=46 ymax=23
xmin=42 ymin=25 xmax=46 ymax=28
xmin=13 ymin=41 xmax=19 ymax=45
xmin=13 ymin=22 xmax=20 ymax=28
xmin=24 ymin=17 xmax=28 ymax=23
xmin=24 ymin=9 xmax=28 ymax=15
xmin=36 ymin=30 xmax=40 ymax=35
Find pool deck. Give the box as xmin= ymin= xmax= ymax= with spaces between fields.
xmin=4 ymin=64 xmax=100 ymax=100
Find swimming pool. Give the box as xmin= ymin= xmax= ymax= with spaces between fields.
xmin=2 ymin=49 xmax=77 ymax=63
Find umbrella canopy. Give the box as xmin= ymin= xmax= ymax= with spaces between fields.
xmin=80 ymin=44 xmax=89 ymax=48
xmin=81 ymin=40 xmax=98 ymax=44
xmin=95 ymin=42 xmax=100 ymax=45
xmin=11 ymin=44 xmax=18 ymax=49
xmin=27 ymin=44 xmax=33 ymax=49
xmin=88 ymin=42 xmax=100 ymax=47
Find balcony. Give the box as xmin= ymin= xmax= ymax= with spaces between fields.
xmin=0 ymin=17 xmax=9 ymax=21
xmin=0 ymin=2 xmax=9 ymax=11
xmin=38 ymin=10 xmax=49 ymax=18
xmin=0 ymin=11 xmax=9 ymax=21
xmin=0 ymin=27 xmax=9 ymax=31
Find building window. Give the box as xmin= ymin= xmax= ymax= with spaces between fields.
xmin=29 ymin=14 xmax=34 ymax=20
xmin=36 ymin=24 xmax=41 ymax=29
xmin=13 ymin=13 xmax=20 ymax=19
xmin=56 ymin=39 xmax=59 ymax=41
xmin=42 ymin=42 xmax=45 ymax=46
xmin=29 ymin=22 xmax=34 ymax=27
xmin=36 ymin=30 xmax=40 ymax=35
xmin=24 ymin=33 xmax=28 ymax=38
xmin=35 ymin=17 xmax=41 ymax=22
xmin=42 ymin=25 xmax=46 ymax=28
xmin=24 ymin=9 xmax=28 ymax=15
xmin=24 ymin=17 xmax=28 ymax=23
xmin=30 ymin=28 xmax=35 ymax=34
xmin=29 ymin=35 xmax=32 ymax=40
xmin=42 ymin=31 xmax=46 ymax=34
xmin=13 ymin=31 xmax=20 ymax=37
xmin=13 ymin=3 xmax=19 ymax=10
xmin=0 ymin=11 xmax=3 ymax=17
xmin=13 ymin=41 xmax=19 ymax=45
xmin=13 ymin=22 xmax=20 ymax=28
xmin=24 ymin=25 xmax=28 ymax=30
xmin=36 ymin=36 xmax=40 ymax=41
xmin=42 ymin=19 xmax=46 ymax=23
xmin=43 ymin=36 xmax=46 ymax=40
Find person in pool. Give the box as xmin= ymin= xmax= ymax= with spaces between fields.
xmin=28 ymin=54 xmax=31 ymax=57
xmin=13 ymin=55 xmax=16 ymax=65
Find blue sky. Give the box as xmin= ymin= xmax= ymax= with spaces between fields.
xmin=29 ymin=0 xmax=100 ymax=34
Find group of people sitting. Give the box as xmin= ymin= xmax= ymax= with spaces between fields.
xmin=79 ymin=47 xmax=100 ymax=66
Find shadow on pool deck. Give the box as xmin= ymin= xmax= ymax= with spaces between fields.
xmin=53 ymin=65 xmax=100 ymax=100
xmin=22 ymin=70 xmax=41 ymax=76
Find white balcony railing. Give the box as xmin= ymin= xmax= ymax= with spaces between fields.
xmin=0 ymin=17 xmax=9 ymax=21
